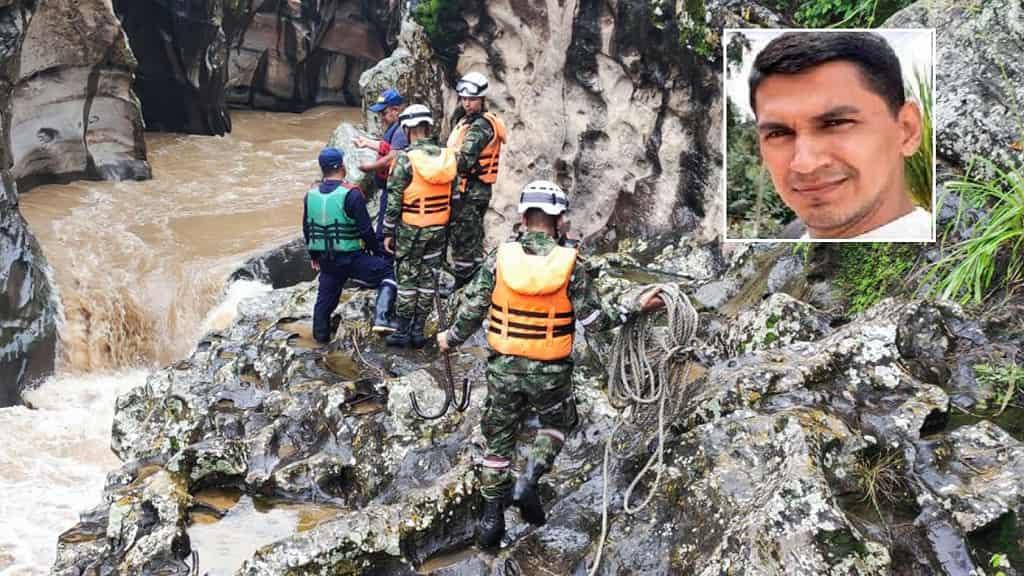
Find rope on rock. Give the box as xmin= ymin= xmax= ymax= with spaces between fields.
xmin=588 ymin=283 xmax=698 ymax=576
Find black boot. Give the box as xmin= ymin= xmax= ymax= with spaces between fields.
xmin=477 ymin=497 xmax=506 ymax=549
xmin=512 ymin=459 xmax=549 ymax=526
xmin=409 ymin=316 xmax=428 ymax=349
xmin=372 ymin=283 xmax=400 ymax=334
xmin=384 ymin=317 xmax=411 ymax=347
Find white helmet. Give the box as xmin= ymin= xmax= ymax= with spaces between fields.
xmin=398 ymin=104 xmax=433 ymax=128
xmin=455 ymin=72 xmax=489 ymax=97
xmin=518 ymin=181 xmax=568 ymax=215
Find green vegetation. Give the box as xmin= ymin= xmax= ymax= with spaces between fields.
xmin=834 ymin=243 xmax=918 ymax=315
xmin=765 ymin=0 xmax=915 ymax=27
xmin=991 ymin=553 xmax=1009 ymax=576
xmin=850 ymin=447 xmax=910 ymax=523
xmin=905 ymin=68 xmax=933 ymax=211
xmin=413 ymin=0 xmax=460 ymax=40
xmin=412 ymin=0 xmax=467 ymax=70
xmin=928 ymin=161 xmax=1024 ymax=304
xmin=675 ymin=0 xmax=718 ymax=60
xmin=974 ymin=360 xmax=1024 ymax=416
xmin=969 ymin=512 xmax=1024 ymax=572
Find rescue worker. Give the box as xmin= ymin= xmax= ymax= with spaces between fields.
xmin=303 ymin=147 xmax=399 ymax=344
xmin=382 ymin=104 xmax=458 ymax=348
xmin=436 ymin=181 xmax=665 ymax=548
xmin=353 ymin=88 xmax=407 ymax=242
xmin=446 ymin=71 xmax=507 ymax=288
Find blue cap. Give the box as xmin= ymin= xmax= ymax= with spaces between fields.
xmin=368 ymin=88 xmax=404 ymax=112
xmin=318 ymin=147 xmax=344 ymax=172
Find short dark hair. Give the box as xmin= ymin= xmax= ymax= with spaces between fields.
xmin=523 ymin=208 xmax=559 ymax=228
xmin=749 ymin=31 xmax=905 ymax=117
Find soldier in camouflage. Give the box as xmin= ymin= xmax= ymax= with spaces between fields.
xmin=437 ymin=181 xmax=665 ymax=548
xmin=382 ymin=104 xmax=458 ymax=348
xmin=446 ymin=71 xmax=507 ymax=288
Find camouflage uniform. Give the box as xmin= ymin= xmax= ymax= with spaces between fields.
xmin=449 ymin=114 xmax=496 ymax=286
xmin=383 ymin=137 xmax=449 ymax=324
xmin=445 ymin=230 xmax=644 ymax=500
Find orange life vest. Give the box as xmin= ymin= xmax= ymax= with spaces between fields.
xmin=487 ymin=242 xmax=577 ymax=361
xmin=446 ymin=112 xmax=507 ymax=186
xmin=401 ymin=148 xmax=457 ymax=227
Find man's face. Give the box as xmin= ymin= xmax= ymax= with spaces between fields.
xmin=381 ymin=106 xmax=401 ymax=126
xmin=754 ymin=61 xmax=921 ymax=237
xmin=460 ymin=96 xmax=483 ymax=114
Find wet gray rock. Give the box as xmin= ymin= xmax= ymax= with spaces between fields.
xmin=225 ymin=0 xmax=391 ymax=111
xmin=0 ymin=169 xmax=57 ymax=406
xmin=114 ymin=0 xmax=232 ymax=134
xmin=116 ymin=1 xmax=401 ymax=134
xmin=9 ymin=0 xmax=150 ymax=191
xmin=915 ymin=421 xmax=1024 ymax=534
xmin=897 ymin=300 xmax=956 ymax=385
xmin=230 ymin=237 xmax=315 ymax=289
xmin=603 ymin=412 xmax=891 ymax=575
xmin=726 ymin=292 xmax=831 ymax=354
xmin=0 ymin=0 xmax=58 ymax=406
xmin=327 ymin=122 xmax=390 ymax=212
xmin=359 ymin=19 xmax=446 ymax=137
xmin=56 ymin=270 xmax=1024 ymax=573
xmin=886 ymin=0 xmax=1024 ymax=171
xmin=53 ymin=468 xmax=192 ymax=575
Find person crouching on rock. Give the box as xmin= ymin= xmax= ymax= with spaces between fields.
xmin=303 ymin=147 xmax=400 ymax=345
xmin=381 ymin=104 xmax=458 ymax=348
xmin=436 ymin=181 xmax=665 ymax=548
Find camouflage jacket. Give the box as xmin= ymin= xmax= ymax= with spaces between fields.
xmin=453 ymin=113 xmax=495 ymax=176
xmin=445 ymin=230 xmax=644 ymax=374
xmin=382 ymin=136 xmax=444 ymax=237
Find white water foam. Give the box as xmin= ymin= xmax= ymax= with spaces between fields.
xmin=0 ymin=279 xmax=275 ymax=574
xmin=201 ymin=279 xmax=274 ymax=334
xmin=0 ymin=370 xmax=149 ymax=575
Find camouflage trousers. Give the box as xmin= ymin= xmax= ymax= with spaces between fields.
xmin=448 ymin=181 xmax=491 ymax=287
xmin=393 ymin=223 xmax=447 ymax=323
xmin=479 ymin=357 xmax=579 ymax=501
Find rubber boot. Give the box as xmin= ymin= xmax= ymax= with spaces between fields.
xmin=371 ymin=283 xmax=400 ymax=334
xmin=512 ymin=459 xmax=548 ymax=526
xmin=409 ymin=316 xmax=428 ymax=349
xmin=477 ymin=497 xmax=506 ymax=549
xmin=384 ymin=317 xmax=411 ymax=347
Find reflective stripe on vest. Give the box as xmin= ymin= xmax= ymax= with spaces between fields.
xmin=401 ymin=149 xmax=457 ymax=227
xmin=446 ymin=112 xmax=507 ymax=187
xmin=305 ymin=184 xmax=362 ymax=254
xmin=487 ymin=242 xmax=577 ymax=361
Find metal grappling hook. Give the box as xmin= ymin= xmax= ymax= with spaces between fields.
xmin=409 ymin=272 xmax=471 ymax=419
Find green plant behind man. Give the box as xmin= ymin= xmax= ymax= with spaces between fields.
xmin=905 ymin=68 xmax=933 ymax=211
xmin=928 ymin=161 xmax=1024 ymax=304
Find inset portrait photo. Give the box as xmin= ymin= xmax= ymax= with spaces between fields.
xmin=723 ymin=28 xmax=935 ymax=242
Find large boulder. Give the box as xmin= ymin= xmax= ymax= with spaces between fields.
xmin=885 ymin=0 xmax=1024 ymax=170
xmin=115 ymin=0 xmax=401 ymax=134
xmin=53 ymin=262 xmax=1024 ymax=573
xmin=9 ymin=0 xmax=150 ymax=191
xmin=228 ymin=0 xmax=399 ymax=110
xmin=113 ymin=0 xmax=233 ymax=135
xmin=390 ymin=1 xmax=726 ymax=247
xmin=358 ymin=19 xmax=447 ymax=136
xmin=0 ymin=0 xmax=58 ymax=406
xmin=0 ymin=170 xmax=57 ymax=407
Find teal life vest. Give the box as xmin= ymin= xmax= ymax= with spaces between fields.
xmin=305 ymin=184 xmax=362 ymax=254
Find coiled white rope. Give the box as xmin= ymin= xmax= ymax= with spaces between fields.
xmin=588 ymin=283 xmax=698 ymax=575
